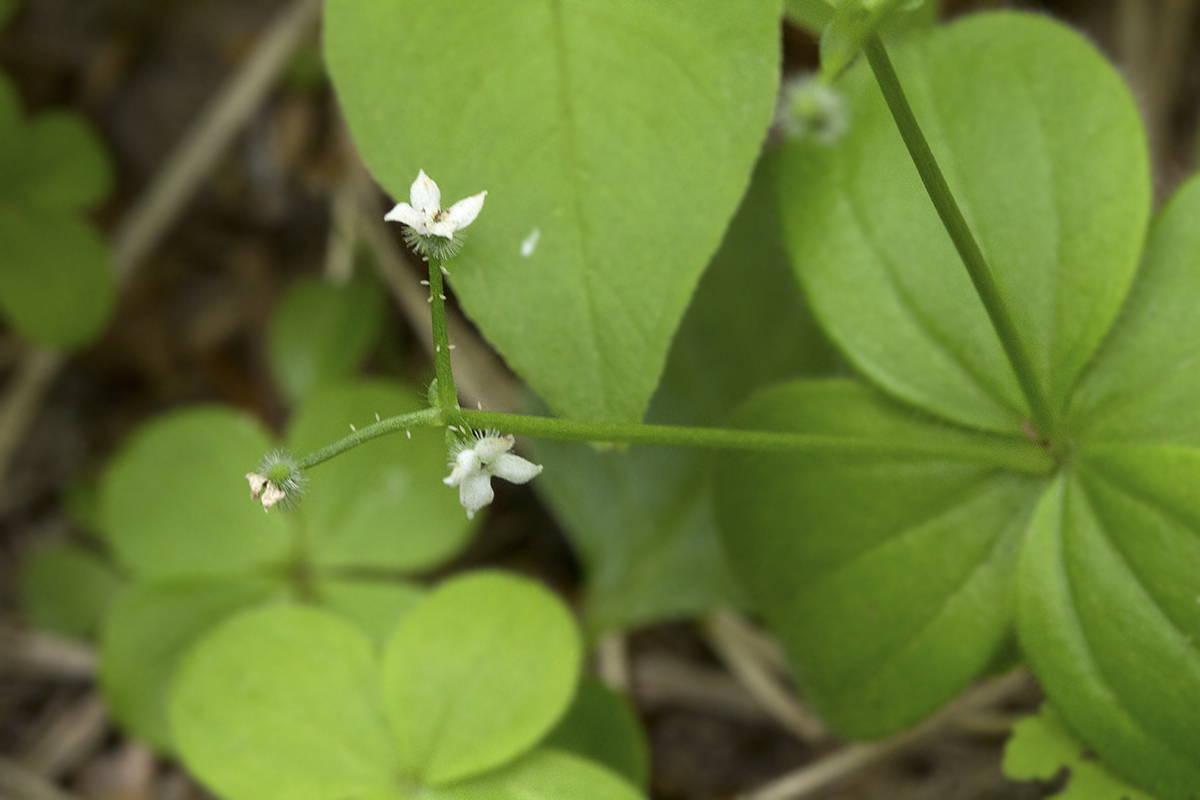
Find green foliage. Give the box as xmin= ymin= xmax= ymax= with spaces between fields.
xmin=95 ymin=381 xmax=471 ymax=751
xmin=0 ymin=73 xmax=114 ymax=349
xmin=170 ymin=573 xmax=638 ymax=800
xmin=716 ymin=12 xmax=1200 ymax=797
xmin=531 ymin=158 xmax=837 ymax=636
xmin=819 ymin=0 xmax=936 ymax=78
xmin=324 ymin=0 xmax=782 ymax=422
xmin=1004 ymin=704 xmax=1156 ymax=800
xmin=545 ymin=678 xmax=649 ymax=790
xmin=268 ymin=275 xmax=385 ymax=406
xmin=18 ymin=542 xmax=124 ymax=638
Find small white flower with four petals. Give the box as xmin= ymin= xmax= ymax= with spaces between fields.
xmin=444 ymin=432 xmax=542 ymax=520
xmin=385 ymin=170 xmax=486 ymax=239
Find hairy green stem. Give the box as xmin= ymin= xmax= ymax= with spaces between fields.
xmin=294 ymin=407 xmax=443 ymax=470
xmin=862 ymin=34 xmax=1056 ymax=439
xmin=427 ymin=257 xmax=467 ymax=429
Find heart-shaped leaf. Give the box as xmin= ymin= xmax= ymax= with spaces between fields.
xmin=314 ymin=577 xmax=424 ymax=647
xmin=713 ymin=379 xmax=1050 ymax=736
xmin=171 ymin=604 xmax=399 ymax=800
xmin=382 ymin=572 xmax=582 ymax=786
xmin=287 ymin=380 xmax=472 ymax=572
xmin=100 ymin=407 xmax=290 ymax=578
xmin=1016 ymin=450 xmax=1200 ymax=798
xmin=324 ymin=0 xmax=782 ymax=421
xmin=778 ymin=12 xmax=1149 ymax=434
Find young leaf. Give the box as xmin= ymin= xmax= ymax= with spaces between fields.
xmin=19 ymin=542 xmax=124 ymax=638
xmin=324 ymin=0 xmax=782 ymax=421
xmin=1016 ymin=454 xmax=1200 ymax=798
xmin=382 ymin=572 xmax=582 ymax=787
xmin=1004 ymin=704 xmax=1156 ymax=800
xmin=778 ymin=12 xmax=1149 ymax=434
xmin=287 ymin=380 xmax=472 ymax=572
xmin=713 ymin=379 xmax=1050 ymax=736
xmin=101 ymin=577 xmax=281 ymax=751
xmin=544 ymin=678 xmax=649 ymax=790
xmin=268 ymin=276 xmax=385 ymax=406
xmin=171 ymin=605 xmax=399 ymax=800
xmin=100 ymin=407 xmax=290 ymax=578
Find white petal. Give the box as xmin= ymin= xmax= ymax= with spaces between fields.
xmin=246 ymin=473 xmax=268 ymax=499
xmin=474 ymin=434 xmax=514 ymax=460
xmin=490 ymin=453 xmax=543 ymax=485
xmin=444 ymin=449 xmax=480 ymax=487
xmin=458 ymin=471 xmax=494 ymax=519
xmin=410 ymin=170 xmax=441 ymax=216
xmin=384 ymin=202 xmax=426 ymax=227
xmin=260 ymin=482 xmax=286 ymax=511
xmin=427 ymin=218 xmax=459 ymax=239
xmin=442 ymin=190 xmax=487 ymax=231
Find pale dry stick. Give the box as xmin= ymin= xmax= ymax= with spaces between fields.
xmin=595 ymin=633 xmax=632 ymax=694
xmin=633 ymin=652 xmax=770 ymax=722
xmin=351 ymin=172 xmax=525 ymax=415
xmin=0 ymin=757 xmax=85 ymax=800
xmin=0 ymin=625 xmax=97 ymax=679
xmin=744 ymin=669 xmax=1033 ymax=800
xmin=323 ymin=170 xmax=360 ymax=284
xmin=705 ymin=610 xmax=826 ymax=743
xmin=0 ymin=0 xmax=322 ymax=499
xmin=20 ymin=692 xmax=109 ymax=780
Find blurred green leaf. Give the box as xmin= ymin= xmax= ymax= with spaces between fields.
xmin=314 ymin=577 xmax=424 ymax=648
xmin=288 ymin=380 xmax=473 ymax=571
xmin=382 ymin=572 xmax=581 ymax=786
xmin=102 ymin=577 xmax=282 ymax=751
xmin=713 ymin=379 xmax=1047 ymax=737
xmin=326 ymin=0 xmax=781 ymax=421
xmin=19 ymin=542 xmax=124 ymax=638
xmin=171 ymin=604 xmax=398 ymax=800
xmin=1004 ymin=704 xmax=1156 ymax=800
xmin=544 ymin=678 xmax=649 ymax=790
xmin=268 ymin=276 xmax=384 ymax=406
xmin=18 ymin=111 xmax=113 ymax=210
xmin=431 ymin=749 xmax=643 ymax=800
xmin=100 ymin=407 xmax=290 ymax=578
xmin=784 ymin=0 xmax=834 ymax=34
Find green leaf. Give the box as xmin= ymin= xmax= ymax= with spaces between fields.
xmin=268 ymin=276 xmax=384 ymax=406
xmin=18 ymin=112 xmax=113 ymax=210
xmin=0 ymin=208 xmax=114 ymax=349
xmin=1016 ymin=451 xmax=1200 ymax=799
xmin=382 ymin=572 xmax=582 ymax=786
xmin=101 ymin=577 xmax=281 ymax=751
xmin=1070 ymin=173 xmax=1200 ymax=446
xmin=100 ymin=407 xmax=290 ymax=578
xmin=325 ymin=0 xmax=782 ymax=421
xmin=778 ymin=12 xmax=1149 ymax=434
xmin=1004 ymin=704 xmax=1157 ymax=800
xmin=784 ymin=0 xmax=834 ymax=35
xmin=315 ymin=577 xmax=424 ymax=647
xmin=531 ymin=157 xmax=836 ymax=635
xmin=19 ymin=542 xmax=124 ymax=638
xmin=171 ymin=605 xmax=399 ymax=800
xmin=544 ymin=678 xmax=649 ymax=790
xmin=713 ymin=379 xmax=1049 ymax=737
xmin=819 ymin=0 xmax=928 ymax=78
xmin=431 ymin=749 xmax=644 ymax=800
xmin=287 ymin=380 xmax=472 ymax=572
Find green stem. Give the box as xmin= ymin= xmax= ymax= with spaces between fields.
xmin=427 ymin=257 xmax=466 ymax=429
xmin=294 ymin=407 xmax=443 ymax=470
xmin=862 ymin=34 xmax=1056 ymax=438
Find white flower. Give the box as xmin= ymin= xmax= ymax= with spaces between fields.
xmin=443 ymin=432 xmax=542 ymax=520
xmin=246 ymin=472 xmax=286 ymax=512
xmin=384 ymin=170 xmax=487 ymax=239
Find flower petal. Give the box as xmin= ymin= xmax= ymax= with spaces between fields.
xmin=474 ymin=434 xmax=514 ymax=460
xmin=260 ymin=482 xmax=286 ymax=512
xmin=384 ymin=202 xmax=430 ymax=232
xmin=490 ymin=453 xmax=543 ymax=485
xmin=246 ymin=472 xmax=268 ymax=499
xmin=444 ymin=449 xmax=480 ymax=487
xmin=458 ymin=471 xmax=494 ymax=519
xmin=410 ymin=169 xmax=441 ymax=216
xmin=442 ymin=190 xmax=487 ymax=231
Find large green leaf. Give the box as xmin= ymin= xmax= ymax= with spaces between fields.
xmin=544 ymin=678 xmax=649 ymax=790
xmin=325 ymin=0 xmax=782 ymax=421
xmin=268 ymin=276 xmax=384 ymax=406
xmin=777 ymin=12 xmax=1149 ymax=434
xmin=431 ymin=749 xmax=643 ymax=800
xmin=382 ymin=572 xmax=581 ymax=787
xmin=287 ymin=380 xmax=472 ymax=572
xmin=314 ymin=577 xmax=424 ymax=647
xmin=1016 ymin=450 xmax=1200 ymax=799
xmin=531 ymin=158 xmax=837 ymax=635
xmin=19 ymin=542 xmax=124 ymax=639
xmin=171 ymin=605 xmax=399 ymax=800
xmin=713 ymin=379 xmax=1049 ymax=737
xmin=101 ymin=577 xmax=281 ymax=751
xmin=1069 ymin=173 xmax=1200 ymax=446
xmin=100 ymin=407 xmax=290 ymax=578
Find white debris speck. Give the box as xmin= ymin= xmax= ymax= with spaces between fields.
xmin=520 ymin=227 xmax=541 ymax=257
